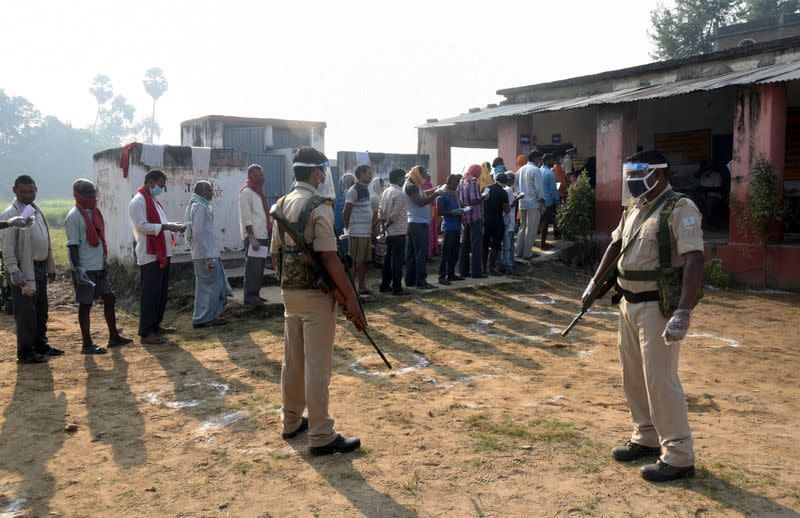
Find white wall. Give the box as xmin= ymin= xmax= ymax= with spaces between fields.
xmin=94 ymin=156 xmax=248 ymax=268
xmin=530 ymin=107 xmax=599 ymax=157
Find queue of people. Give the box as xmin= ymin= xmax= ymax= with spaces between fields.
xmin=0 ymin=146 xmax=710 ymax=471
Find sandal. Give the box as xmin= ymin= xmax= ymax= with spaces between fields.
xmin=82 ymin=344 xmax=108 ymax=355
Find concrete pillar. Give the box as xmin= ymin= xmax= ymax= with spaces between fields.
xmin=730 ymin=83 xmax=787 ymax=244
xmin=418 ymin=127 xmax=451 ymax=185
xmin=497 ymin=117 xmax=531 ymax=168
xmin=595 ymin=104 xmax=638 ymax=233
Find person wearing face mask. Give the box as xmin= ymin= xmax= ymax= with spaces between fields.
xmin=270 ymin=146 xmax=366 ymax=456
xmin=128 ymin=169 xmax=186 ymax=345
xmin=583 ymin=149 xmax=704 ymax=482
xmin=66 ymin=179 xmax=132 ymax=354
xmin=186 ymin=181 xmax=232 ymax=329
xmin=239 ymin=164 xmax=274 ymax=306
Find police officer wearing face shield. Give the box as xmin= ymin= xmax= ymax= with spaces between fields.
xmin=270 ymin=146 xmax=366 ymax=456
xmin=584 ymin=149 xmax=704 ymax=482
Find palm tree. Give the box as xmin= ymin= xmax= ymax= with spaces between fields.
xmin=89 ymin=74 xmax=113 ymax=129
xmin=142 ymin=67 xmax=168 ymax=142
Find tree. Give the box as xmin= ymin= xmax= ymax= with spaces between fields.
xmin=0 ymin=88 xmax=42 ymax=148
xmin=142 ymin=67 xmax=168 ymax=143
xmin=650 ymin=0 xmax=800 ymax=60
xmin=95 ymin=95 xmax=138 ymax=148
xmin=649 ymin=0 xmax=740 ymax=60
xmin=739 ymin=0 xmax=800 ymax=18
xmin=89 ymin=74 xmax=113 ymax=129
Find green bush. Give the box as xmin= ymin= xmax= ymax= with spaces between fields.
xmin=703 ymin=258 xmax=732 ymax=289
xmin=556 ymin=172 xmax=597 ymax=266
xmin=556 ymin=172 xmax=595 ymax=241
xmin=731 ymin=155 xmax=785 ymax=246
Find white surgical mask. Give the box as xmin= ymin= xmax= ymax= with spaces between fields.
xmin=149 ymin=185 xmax=164 ymax=197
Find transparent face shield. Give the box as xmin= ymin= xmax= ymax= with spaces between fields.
xmin=293 ymin=160 xmax=336 ymax=199
xmin=622 ymin=162 xmax=667 ymax=199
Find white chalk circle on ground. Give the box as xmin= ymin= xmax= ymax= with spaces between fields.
xmin=350 ymin=353 xmax=429 ymax=377
xmin=143 ymin=382 xmax=230 ymax=409
xmin=511 ymin=294 xmax=558 ymax=305
xmin=685 ymin=333 xmax=741 ymax=349
xmin=588 ymin=309 xmax=619 ymax=316
xmin=197 ymin=410 xmax=250 ymax=432
xmin=522 ymin=325 xmax=562 ymax=341
xmin=746 ymin=288 xmax=794 ymax=296
xmin=0 ymin=496 xmax=25 ymax=518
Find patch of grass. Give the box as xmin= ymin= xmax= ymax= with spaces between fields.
xmin=35 ymin=199 xmax=73 ymax=228
xmin=231 ymin=461 xmax=251 ymax=475
xmin=464 ymin=413 xmax=532 ymax=452
xmin=50 ymin=231 xmax=69 ymax=270
xmin=528 ymin=417 xmax=581 ymax=444
xmin=464 ymin=413 xmax=605 ymax=473
xmin=401 ymin=471 xmax=420 ymax=493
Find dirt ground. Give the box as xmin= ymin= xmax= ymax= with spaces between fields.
xmin=0 ymin=263 xmax=798 ymax=518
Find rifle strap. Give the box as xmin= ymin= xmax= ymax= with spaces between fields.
xmin=616 ymin=191 xmax=685 ymax=280
xmin=600 ymin=191 xmax=679 ymax=286
xmin=276 ymin=195 xmax=328 ymax=252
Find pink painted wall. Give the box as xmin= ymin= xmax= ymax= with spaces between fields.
xmin=497 ymin=117 xmax=531 ymax=169
xmin=434 ymin=131 xmax=451 ymax=186
xmin=729 ymin=83 xmax=787 ymax=244
xmin=595 ymin=105 xmax=638 ymax=233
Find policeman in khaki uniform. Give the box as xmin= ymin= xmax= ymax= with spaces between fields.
xmin=270 ymin=146 xmax=367 ymax=456
xmin=585 ymin=149 xmax=704 ymax=482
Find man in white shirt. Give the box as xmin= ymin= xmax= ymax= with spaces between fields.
xmin=128 ymin=169 xmax=186 ymax=345
xmin=515 ymin=150 xmax=545 ymax=260
xmin=238 ymin=164 xmax=272 ymax=306
xmin=1 ymin=175 xmax=62 ymax=363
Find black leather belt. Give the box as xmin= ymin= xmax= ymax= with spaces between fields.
xmin=622 ymin=289 xmax=660 ymax=304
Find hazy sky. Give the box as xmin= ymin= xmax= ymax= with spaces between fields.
xmin=1 ymin=0 xmax=660 ymax=169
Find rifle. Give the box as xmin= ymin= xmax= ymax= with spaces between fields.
xmin=269 ymin=205 xmax=392 ymax=369
xmin=561 ymin=193 xmax=676 ymax=337
xmin=561 ymin=264 xmax=619 ymax=337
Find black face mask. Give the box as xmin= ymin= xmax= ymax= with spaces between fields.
xmin=625 ymin=170 xmax=658 ymax=199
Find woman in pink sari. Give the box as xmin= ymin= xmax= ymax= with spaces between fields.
xmin=423 ymin=173 xmax=440 ymax=257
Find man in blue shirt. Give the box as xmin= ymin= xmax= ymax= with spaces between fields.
xmin=436 ymin=174 xmax=464 ymax=284
xmin=540 ymin=153 xmax=560 ymax=250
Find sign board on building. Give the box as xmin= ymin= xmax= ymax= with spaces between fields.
xmin=552 ymin=133 xmax=561 ymax=144
xmin=520 ymin=134 xmax=531 ymax=146
xmin=654 ymin=130 xmax=711 ymax=165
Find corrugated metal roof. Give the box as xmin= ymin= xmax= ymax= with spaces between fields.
xmin=420 ymin=59 xmax=800 ymax=128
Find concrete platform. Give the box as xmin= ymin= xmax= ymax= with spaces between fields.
xmin=227 ymin=238 xmax=573 ymax=309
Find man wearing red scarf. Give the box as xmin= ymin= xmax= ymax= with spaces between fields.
xmin=128 ymin=170 xmax=186 ymax=344
xmin=238 ymin=164 xmax=273 ymax=306
xmin=66 ymin=179 xmax=133 ymax=353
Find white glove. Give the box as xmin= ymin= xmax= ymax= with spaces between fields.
xmin=663 ymin=309 xmax=692 ymax=344
xmin=10 ymin=270 xmax=26 ymax=288
xmin=7 ymin=216 xmax=33 ymax=228
xmin=581 ymin=279 xmax=596 ymax=302
xmin=75 ymin=267 xmax=92 ymax=286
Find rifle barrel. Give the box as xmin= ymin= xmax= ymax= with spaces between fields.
xmin=561 ymin=309 xmax=586 ymax=337
xmin=363 ymin=329 xmax=392 ymax=369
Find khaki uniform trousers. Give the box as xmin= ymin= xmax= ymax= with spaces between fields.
xmin=281 ymin=288 xmax=338 ymax=447
xmin=515 ymin=207 xmax=541 ymax=259
xmin=618 ymin=298 xmax=695 ymax=467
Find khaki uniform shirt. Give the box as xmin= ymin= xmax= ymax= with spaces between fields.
xmin=270 ymin=182 xmax=337 ymax=254
xmin=611 ymin=186 xmax=704 ymax=293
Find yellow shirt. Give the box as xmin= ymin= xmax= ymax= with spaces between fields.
xmin=611 ymin=186 xmax=704 ymax=293
xmin=270 ymin=182 xmax=337 ymax=253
